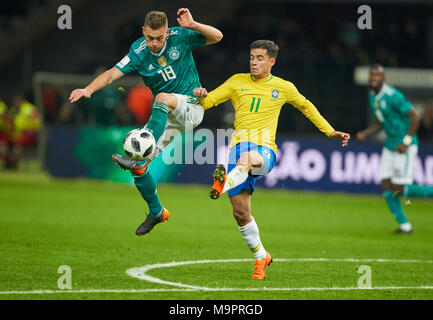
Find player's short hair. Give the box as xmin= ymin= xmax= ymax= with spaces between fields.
xmin=144 ymin=11 xmax=168 ymax=29
xmin=370 ymin=63 xmax=385 ymax=74
xmin=250 ymin=40 xmax=279 ymax=58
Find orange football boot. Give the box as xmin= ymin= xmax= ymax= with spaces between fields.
xmin=112 ymin=154 xmax=150 ymax=175
xmin=136 ymin=208 xmax=170 ymax=236
xmin=210 ymin=164 xmax=227 ymax=199
xmin=252 ymin=252 xmax=273 ymax=279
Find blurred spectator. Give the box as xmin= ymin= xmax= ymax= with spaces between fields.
xmin=126 ymin=85 xmax=153 ymax=126
xmin=324 ymin=42 xmax=346 ymax=67
xmin=59 ymin=66 xmax=123 ymax=126
xmin=41 ymin=84 xmax=60 ymax=123
xmin=58 ymin=101 xmax=81 ymax=124
xmin=83 ymin=66 xmax=122 ymax=126
xmin=338 ymin=24 xmax=369 ymax=67
xmin=0 ymin=98 xmax=13 ymax=168
xmin=372 ymin=46 xmax=398 ymax=67
xmin=0 ymin=95 xmax=41 ymax=169
xmin=386 ymin=22 xmax=402 ymax=54
xmin=403 ymin=21 xmax=420 ymax=53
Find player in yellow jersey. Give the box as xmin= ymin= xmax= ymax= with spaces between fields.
xmin=194 ymin=40 xmax=350 ymax=279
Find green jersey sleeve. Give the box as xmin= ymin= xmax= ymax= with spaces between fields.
xmin=114 ymin=45 xmax=141 ymax=75
xmin=391 ymin=91 xmax=412 ymax=116
xmin=184 ymin=28 xmax=206 ymax=49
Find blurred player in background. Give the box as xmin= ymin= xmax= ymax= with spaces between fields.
xmin=194 ymin=40 xmax=350 ymax=279
xmin=356 ymin=64 xmax=433 ymax=234
xmin=0 ymin=97 xmax=11 ymax=168
xmin=0 ymin=95 xmax=41 ymax=169
xmin=69 ymin=9 xmax=223 ymax=236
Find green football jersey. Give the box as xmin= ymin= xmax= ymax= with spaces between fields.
xmin=114 ymin=27 xmax=206 ymax=96
xmin=368 ymin=83 xmax=418 ymax=151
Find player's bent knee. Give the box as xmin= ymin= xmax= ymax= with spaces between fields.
xmin=154 ymin=92 xmax=169 ymax=102
xmin=154 ymin=93 xmax=177 ymax=112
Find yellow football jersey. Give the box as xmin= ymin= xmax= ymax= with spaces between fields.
xmin=199 ymin=73 xmax=335 ymax=153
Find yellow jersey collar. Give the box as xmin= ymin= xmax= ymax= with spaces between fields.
xmin=250 ymin=73 xmax=273 ymax=83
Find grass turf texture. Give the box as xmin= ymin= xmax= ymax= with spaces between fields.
xmin=1 ymin=171 xmax=433 ymax=300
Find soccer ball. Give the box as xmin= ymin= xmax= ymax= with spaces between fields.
xmin=123 ymin=128 xmax=155 ymax=161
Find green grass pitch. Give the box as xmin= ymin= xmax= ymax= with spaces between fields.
xmin=1 ymin=171 xmax=433 ymax=300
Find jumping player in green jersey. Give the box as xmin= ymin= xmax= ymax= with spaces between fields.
xmin=69 ymin=9 xmax=223 ymax=236
xmin=357 ymin=64 xmax=433 ymax=234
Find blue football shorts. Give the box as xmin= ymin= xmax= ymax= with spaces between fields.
xmin=227 ymin=142 xmax=276 ymax=197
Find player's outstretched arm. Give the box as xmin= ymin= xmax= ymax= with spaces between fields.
xmin=194 ymin=76 xmax=236 ymax=110
xmin=176 ymin=8 xmax=223 ymax=45
xmin=69 ymin=67 xmax=124 ymax=103
xmin=329 ymin=131 xmax=351 ymax=147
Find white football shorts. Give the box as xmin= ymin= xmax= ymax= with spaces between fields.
xmin=379 ymin=144 xmax=418 ymax=185
xmin=149 ymin=93 xmax=204 ymax=160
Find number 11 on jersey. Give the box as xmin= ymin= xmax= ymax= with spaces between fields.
xmin=158 ymin=66 xmax=177 ymax=82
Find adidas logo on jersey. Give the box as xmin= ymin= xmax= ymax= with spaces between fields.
xmin=148 ymin=64 xmax=155 ymax=71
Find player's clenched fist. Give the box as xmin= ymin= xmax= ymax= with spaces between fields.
xmin=193 ymin=87 xmax=208 ymax=98
xmin=69 ymin=88 xmax=92 ymax=103
xmin=193 ymin=87 xmax=208 ymax=97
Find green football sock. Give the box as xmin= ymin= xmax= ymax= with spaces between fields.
xmin=403 ymin=184 xmax=433 ymax=197
xmin=145 ymin=101 xmax=169 ymax=143
xmin=134 ymin=168 xmax=163 ymax=217
xmin=383 ymin=190 xmax=409 ymax=225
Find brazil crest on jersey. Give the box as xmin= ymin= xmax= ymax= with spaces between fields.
xmin=114 ymin=27 xmax=206 ymax=96
xmin=368 ymin=83 xmax=419 ymax=151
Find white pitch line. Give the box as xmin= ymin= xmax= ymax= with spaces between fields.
xmin=125 ymin=258 xmax=433 ymax=291
xmin=126 ymin=259 xmax=253 ymax=290
xmin=1 ymin=286 xmax=433 ymax=295
xmin=3 ymin=258 xmax=433 ymax=295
